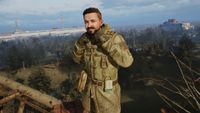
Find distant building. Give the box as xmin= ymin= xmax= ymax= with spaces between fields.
xmin=160 ymin=19 xmax=194 ymax=32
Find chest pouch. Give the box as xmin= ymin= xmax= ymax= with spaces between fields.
xmin=101 ymin=55 xmax=108 ymax=69
xmin=104 ymin=76 xmax=113 ymax=92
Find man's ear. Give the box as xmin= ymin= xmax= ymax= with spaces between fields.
xmin=101 ymin=19 xmax=103 ymax=26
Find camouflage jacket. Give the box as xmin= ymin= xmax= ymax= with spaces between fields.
xmin=73 ymin=24 xmax=133 ymax=81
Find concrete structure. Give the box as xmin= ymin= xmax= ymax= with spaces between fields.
xmin=160 ymin=19 xmax=194 ymax=32
xmin=0 ymin=27 xmax=85 ymax=41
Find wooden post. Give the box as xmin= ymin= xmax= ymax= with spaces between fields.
xmin=0 ymin=92 xmax=21 ymax=105
xmin=17 ymin=100 xmax=25 ymax=113
xmin=0 ymin=76 xmax=70 ymax=112
xmin=21 ymin=98 xmax=50 ymax=113
xmin=0 ymin=75 xmax=62 ymax=108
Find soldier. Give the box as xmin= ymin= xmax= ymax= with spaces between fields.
xmin=72 ymin=7 xmax=133 ymax=113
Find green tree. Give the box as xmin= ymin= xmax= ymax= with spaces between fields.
xmin=178 ymin=35 xmax=196 ymax=67
xmin=179 ymin=35 xmax=195 ymax=53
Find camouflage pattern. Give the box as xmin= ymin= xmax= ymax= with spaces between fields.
xmin=73 ymin=24 xmax=133 ymax=113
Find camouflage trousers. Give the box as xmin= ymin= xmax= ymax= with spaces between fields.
xmin=82 ymin=82 xmax=121 ymax=113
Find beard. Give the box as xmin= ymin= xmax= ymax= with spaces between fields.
xmin=86 ymin=27 xmax=99 ymax=35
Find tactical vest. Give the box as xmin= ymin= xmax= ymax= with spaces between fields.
xmin=83 ymin=32 xmax=119 ymax=82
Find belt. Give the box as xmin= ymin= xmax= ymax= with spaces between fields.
xmin=92 ymin=79 xmax=118 ymax=86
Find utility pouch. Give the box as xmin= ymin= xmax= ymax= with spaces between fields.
xmin=104 ymin=77 xmax=113 ymax=92
xmin=101 ymin=55 xmax=108 ymax=69
xmin=77 ymin=70 xmax=87 ymax=92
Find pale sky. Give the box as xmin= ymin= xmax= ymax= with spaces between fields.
xmin=0 ymin=0 xmax=200 ymax=33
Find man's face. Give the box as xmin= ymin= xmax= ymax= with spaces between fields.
xmin=83 ymin=13 xmax=103 ymax=35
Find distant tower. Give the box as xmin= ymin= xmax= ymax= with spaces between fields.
xmin=60 ymin=15 xmax=64 ymax=29
xmin=15 ymin=19 xmax=21 ymax=33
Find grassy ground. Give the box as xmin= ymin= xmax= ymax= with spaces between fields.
xmin=0 ymin=64 xmax=69 ymax=89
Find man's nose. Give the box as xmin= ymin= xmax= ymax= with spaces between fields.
xmin=87 ymin=22 xmax=92 ymax=28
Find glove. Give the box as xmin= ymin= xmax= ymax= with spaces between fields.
xmin=94 ymin=31 xmax=112 ymax=45
xmin=77 ymin=34 xmax=88 ymax=48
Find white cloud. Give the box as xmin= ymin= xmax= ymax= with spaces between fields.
xmin=103 ymin=3 xmax=166 ymax=16
xmin=102 ymin=0 xmax=200 ymax=17
xmin=0 ymin=0 xmax=102 ymax=15
xmin=118 ymin=0 xmax=191 ymax=5
xmin=0 ymin=0 xmax=199 ymax=17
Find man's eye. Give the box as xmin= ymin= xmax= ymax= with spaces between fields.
xmin=91 ymin=20 xmax=96 ymax=22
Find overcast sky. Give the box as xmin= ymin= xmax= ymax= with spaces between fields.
xmin=0 ymin=0 xmax=200 ymax=33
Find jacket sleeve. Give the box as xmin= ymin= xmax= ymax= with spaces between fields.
xmin=72 ymin=41 xmax=85 ymax=64
xmin=101 ymin=34 xmax=133 ymax=68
